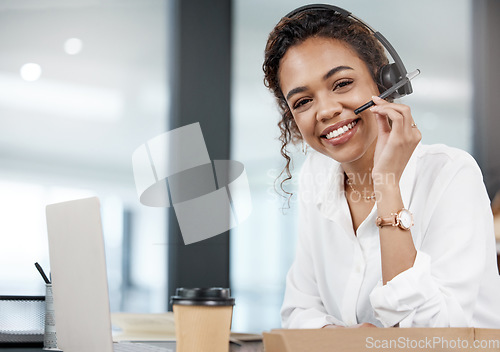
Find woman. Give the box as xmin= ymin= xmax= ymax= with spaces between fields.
xmin=263 ymin=5 xmax=500 ymax=328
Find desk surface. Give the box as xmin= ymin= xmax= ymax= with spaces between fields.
xmin=0 ymin=341 xmax=263 ymax=352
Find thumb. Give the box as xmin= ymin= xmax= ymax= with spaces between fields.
xmin=373 ymin=112 xmax=391 ymax=135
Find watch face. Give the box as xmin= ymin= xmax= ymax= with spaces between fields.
xmin=399 ymin=209 xmax=413 ymax=230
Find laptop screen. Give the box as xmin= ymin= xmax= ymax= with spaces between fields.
xmin=46 ymin=197 xmax=114 ymax=352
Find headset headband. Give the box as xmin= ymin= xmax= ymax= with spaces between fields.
xmin=284 ymin=4 xmax=412 ymax=98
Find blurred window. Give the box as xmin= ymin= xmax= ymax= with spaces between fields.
xmin=0 ymin=0 xmax=170 ymax=313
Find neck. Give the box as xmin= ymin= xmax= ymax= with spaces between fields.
xmin=341 ymin=140 xmax=376 ymax=189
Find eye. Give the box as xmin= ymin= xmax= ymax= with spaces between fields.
xmin=333 ymin=78 xmax=353 ymax=91
xmin=293 ymin=97 xmax=312 ymax=110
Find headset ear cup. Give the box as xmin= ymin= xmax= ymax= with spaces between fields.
xmin=378 ymin=63 xmax=412 ymax=99
xmin=379 ymin=64 xmax=401 ymax=89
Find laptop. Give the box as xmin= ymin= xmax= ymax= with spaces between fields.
xmin=46 ymin=196 xmax=173 ymax=352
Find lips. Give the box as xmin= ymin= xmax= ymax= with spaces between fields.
xmin=320 ymin=118 xmax=360 ymax=139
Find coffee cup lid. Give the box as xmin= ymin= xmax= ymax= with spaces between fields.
xmin=170 ymin=287 xmax=235 ymax=306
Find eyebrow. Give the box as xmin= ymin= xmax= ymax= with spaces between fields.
xmin=285 ymin=65 xmax=354 ymax=101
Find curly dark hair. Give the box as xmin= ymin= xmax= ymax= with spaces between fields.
xmin=263 ymin=7 xmax=389 ymax=203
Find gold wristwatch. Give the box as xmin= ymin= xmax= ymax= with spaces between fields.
xmin=375 ymin=208 xmax=414 ymax=230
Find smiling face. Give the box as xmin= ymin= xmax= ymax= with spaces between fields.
xmin=279 ymin=36 xmax=381 ymax=166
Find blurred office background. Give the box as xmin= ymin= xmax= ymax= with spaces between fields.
xmin=1 ymin=0 xmax=498 ymax=334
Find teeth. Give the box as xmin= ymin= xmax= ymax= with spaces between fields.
xmin=325 ymin=120 xmax=357 ymax=140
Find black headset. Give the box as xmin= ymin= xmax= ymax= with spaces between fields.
xmin=284 ymin=4 xmax=413 ymax=99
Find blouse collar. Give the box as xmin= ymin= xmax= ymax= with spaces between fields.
xmin=315 ymin=143 xmax=420 ymax=224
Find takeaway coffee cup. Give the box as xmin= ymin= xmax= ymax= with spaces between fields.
xmin=171 ymin=287 xmax=235 ymax=352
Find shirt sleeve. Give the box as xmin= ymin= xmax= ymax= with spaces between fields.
xmin=281 ymin=262 xmax=346 ymax=328
xmin=281 ymin=155 xmax=345 ymax=329
xmin=280 ymin=225 xmax=346 ymax=328
xmin=369 ymin=152 xmax=494 ymax=327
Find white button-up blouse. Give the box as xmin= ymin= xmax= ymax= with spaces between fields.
xmin=281 ymin=143 xmax=500 ymax=328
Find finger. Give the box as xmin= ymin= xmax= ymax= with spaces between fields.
xmin=370 ymin=105 xmax=406 ymax=135
xmin=322 ymin=324 xmax=345 ymax=329
xmin=372 ymin=95 xmax=408 ymax=112
xmin=371 ymin=95 xmax=390 ymax=106
xmin=369 ymin=97 xmax=391 ymax=135
xmin=346 ymin=323 xmax=377 ymax=328
xmin=371 ymin=105 xmax=422 ymax=149
xmin=372 ymin=97 xmax=415 ymax=131
xmin=372 ymin=110 xmax=391 ymax=137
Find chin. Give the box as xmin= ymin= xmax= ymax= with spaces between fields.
xmin=322 ymin=142 xmax=372 ymax=165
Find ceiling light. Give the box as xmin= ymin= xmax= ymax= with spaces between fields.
xmin=20 ymin=63 xmax=42 ymax=82
xmin=64 ymin=38 xmax=83 ymax=55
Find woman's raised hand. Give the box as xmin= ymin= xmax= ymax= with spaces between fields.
xmin=370 ymin=96 xmax=421 ymax=186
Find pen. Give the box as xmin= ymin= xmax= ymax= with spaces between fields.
xmin=34 ymin=262 xmax=51 ymax=284
xmin=354 ymin=69 xmax=421 ymax=115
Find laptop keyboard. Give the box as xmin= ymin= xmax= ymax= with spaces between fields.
xmin=114 ymin=342 xmax=174 ymax=352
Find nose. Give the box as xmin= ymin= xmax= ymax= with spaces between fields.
xmin=316 ymin=96 xmax=342 ymax=122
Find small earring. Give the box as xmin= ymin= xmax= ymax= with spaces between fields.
xmin=301 ymin=140 xmax=308 ymax=155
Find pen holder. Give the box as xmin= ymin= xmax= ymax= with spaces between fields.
xmin=43 ymin=284 xmax=58 ymax=350
xmin=0 ymin=295 xmax=45 ymax=343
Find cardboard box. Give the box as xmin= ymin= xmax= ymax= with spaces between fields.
xmin=263 ymin=328 xmax=500 ymax=352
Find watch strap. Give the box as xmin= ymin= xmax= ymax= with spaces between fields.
xmin=375 ymin=213 xmax=399 ymax=228
xmin=376 ymin=208 xmax=413 ymax=230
